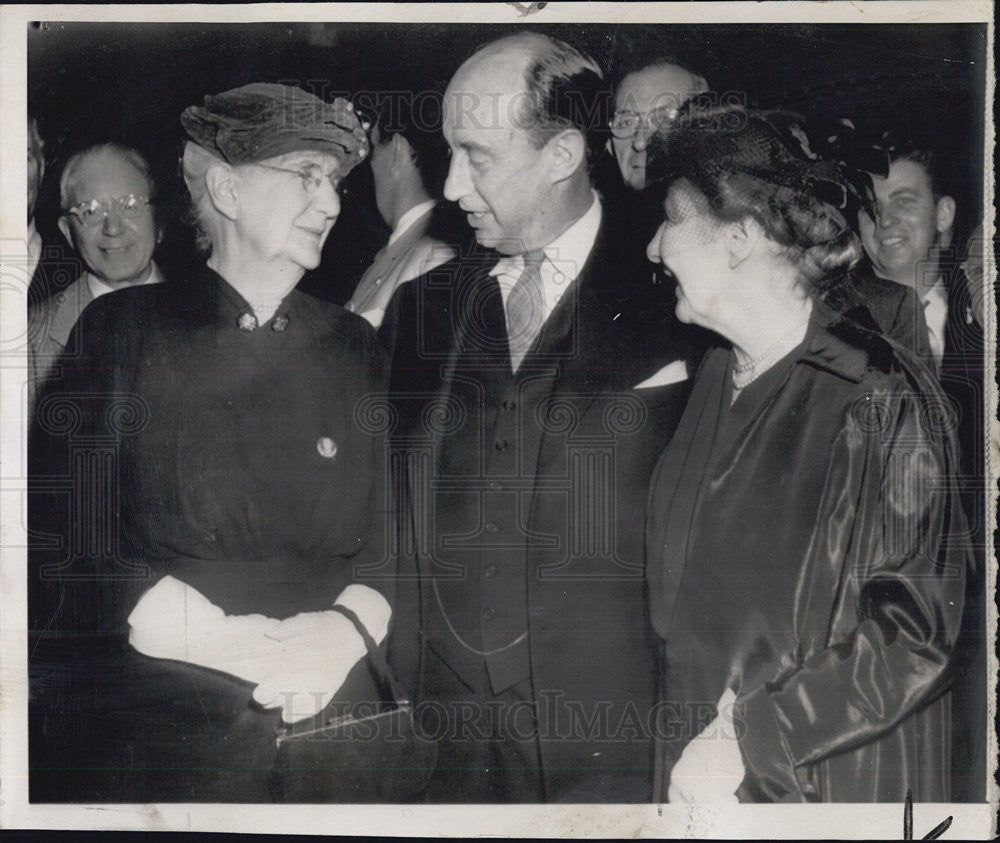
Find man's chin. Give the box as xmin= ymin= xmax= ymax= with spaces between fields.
xmin=473 ymin=230 xmax=505 ymax=252
xmin=627 ymin=172 xmax=646 ymax=191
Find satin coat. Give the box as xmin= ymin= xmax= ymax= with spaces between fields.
xmin=646 ymin=306 xmax=970 ymax=802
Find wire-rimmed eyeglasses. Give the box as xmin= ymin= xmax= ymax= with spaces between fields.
xmin=609 ymin=105 xmax=680 ymax=139
xmin=254 ymin=162 xmax=344 ymax=195
xmin=62 ymin=194 xmax=152 ymax=226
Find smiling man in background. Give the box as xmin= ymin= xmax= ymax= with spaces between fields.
xmin=858 ymin=142 xmax=956 ymax=370
xmin=27 ymin=143 xmax=164 ymax=416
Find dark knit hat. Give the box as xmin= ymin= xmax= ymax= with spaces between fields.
xmin=181 ymin=82 xmax=368 ymax=172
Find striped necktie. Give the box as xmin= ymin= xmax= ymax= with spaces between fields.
xmin=505 ymin=250 xmax=546 ymax=371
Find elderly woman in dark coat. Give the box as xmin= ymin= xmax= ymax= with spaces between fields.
xmin=29 ymin=84 xmax=391 ymax=802
xmin=643 ymin=106 xmax=970 ymax=803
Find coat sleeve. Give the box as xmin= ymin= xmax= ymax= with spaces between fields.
xmin=735 ymin=380 xmax=969 ymax=801
xmin=28 ymin=295 xmax=150 ymax=635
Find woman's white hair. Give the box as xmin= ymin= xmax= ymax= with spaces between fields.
xmin=181 ymin=141 xmax=224 ymax=255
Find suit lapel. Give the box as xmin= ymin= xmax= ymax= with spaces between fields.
xmin=531 ymin=212 xmax=665 ymax=469
xmin=48 ymin=277 xmax=94 ymax=348
xmin=431 ymin=258 xmax=506 ymax=453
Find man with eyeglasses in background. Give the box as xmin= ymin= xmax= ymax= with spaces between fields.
xmin=592 ymin=58 xmax=711 ymax=277
xmin=608 ymin=58 xmax=709 ymax=193
xmin=27 ymin=142 xmax=164 ymax=418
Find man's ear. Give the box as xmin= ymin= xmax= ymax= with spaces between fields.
xmin=726 ymin=216 xmax=763 ymax=268
xmin=57 ymin=214 xmax=73 ymax=247
xmin=392 ymin=133 xmax=416 ymax=172
xmin=548 ymin=128 xmax=587 ymax=183
xmin=205 ymin=162 xmax=239 ymax=221
xmin=935 ymin=195 xmax=956 ymax=237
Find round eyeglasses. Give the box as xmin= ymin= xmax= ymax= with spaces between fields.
xmin=609 ymin=105 xmax=680 ymax=139
xmin=254 ymin=162 xmax=344 ymax=195
xmin=63 ymin=194 xmax=152 ymax=226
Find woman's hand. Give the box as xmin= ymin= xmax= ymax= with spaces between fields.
xmin=253 ymin=585 xmax=392 ymax=724
xmin=668 ymin=688 xmax=746 ymax=804
xmin=252 ymin=610 xmax=367 ymax=723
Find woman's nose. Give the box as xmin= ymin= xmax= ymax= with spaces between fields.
xmin=314 ymin=179 xmax=341 ymax=219
xmin=647 ymin=225 xmax=663 ymax=263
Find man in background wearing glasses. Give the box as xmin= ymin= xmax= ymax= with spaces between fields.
xmin=608 ymin=58 xmax=708 ymax=192
xmin=27 ymin=143 xmax=163 ymax=417
xmin=591 ymin=58 xmax=710 ymax=278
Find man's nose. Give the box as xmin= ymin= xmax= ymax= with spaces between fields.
xmin=443 ymin=155 xmax=470 ymax=204
xmin=876 ymin=204 xmax=896 ymax=228
xmin=102 ymin=210 xmax=125 ymax=236
xmin=632 ymin=120 xmax=655 ymax=152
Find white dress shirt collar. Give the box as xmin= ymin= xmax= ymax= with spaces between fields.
xmin=388 ymin=200 xmax=436 ymax=248
xmin=85 ymin=261 xmax=162 ymax=300
xmin=921 ymin=277 xmax=948 ymax=367
xmin=490 ymin=191 xmax=602 ymax=322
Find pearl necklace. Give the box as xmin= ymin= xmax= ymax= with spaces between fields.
xmin=731 ymin=315 xmax=811 ymax=391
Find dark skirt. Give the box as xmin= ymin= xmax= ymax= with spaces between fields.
xmin=29 ymin=634 xmax=382 ymax=803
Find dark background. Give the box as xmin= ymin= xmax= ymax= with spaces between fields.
xmin=28 ymin=21 xmax=988 ymax=299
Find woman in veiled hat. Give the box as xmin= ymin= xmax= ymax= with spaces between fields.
xmin=641 ymin=105 xmax=971 ymax=803
xmin=29 ymin=84 xmax=394 ymax=802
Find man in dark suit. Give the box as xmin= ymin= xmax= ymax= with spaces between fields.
xmin=381 ymin=32 xmax=695 ymax=803
xmin=821 ymin=257 xmax=930 ymax=354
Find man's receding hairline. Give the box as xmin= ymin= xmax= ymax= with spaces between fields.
xmin=617 ymin=63 xmax=705 ymax=100
xmin=68 ymin=149 xmax=148 ymax=186
xmin=452 ymin=43 xmax=532 ymax=89
xmin=62 ymin=146 xmax=153 ymax=206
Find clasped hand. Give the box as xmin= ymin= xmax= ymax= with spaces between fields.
xmin=128 ymin=576 xmax=389 ymax=725
xmin=252 ymin=610 xmax=366 ymax=723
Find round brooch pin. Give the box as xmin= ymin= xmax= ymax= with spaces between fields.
xmin=316 ymin=437 xmax=338 ymax=459
xmin=237 ymin=313 xmax=258 ymax=332
xmin=272 ymin=315 xmax=289 ymax=333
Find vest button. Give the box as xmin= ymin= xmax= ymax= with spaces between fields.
xmin=482 ymin=607 xmax=495 ymax=620
xmin=494 ymin=439 xmax=511 ymax=452
xmin=502 ymin=400 xmax=517 ymax=411
xmin=483 ymin=565 xmax=497 ymax=578
xmin=484 ymin=522 xmax=499 ymax=534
